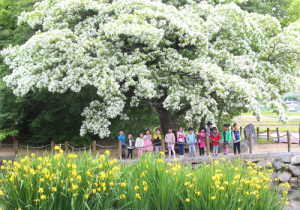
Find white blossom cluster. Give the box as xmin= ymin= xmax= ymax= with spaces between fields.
xmin=1 ymin=0 xmax=300 ymax=137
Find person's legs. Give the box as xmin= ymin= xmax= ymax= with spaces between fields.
xmin=122 ymin=145 xmax=126 ymax=159
xmin=199 ymin=145 xmax=201 ymax=156
xmin=138 ymin=149 xmax=142 ymax=159
xmin=155 ymin=146 xmax=159 ymax=156
xmin=127 ymin=149 xmax=130 ymax=159
xmin=168 ymin=146 xmax=171 ymax=157
xmin=237 ymin=142 xmax=241 ymax=154
xmin=234 ymin=143 xmax=237 ymax=154
xmin=171 ymin=144 xmax=176 ymax=157
xmin=192 ymin=145 xmax=196 ymax=156
xmin=224 ymin=144 xmax=228 ymax=155
xmin=179 ymin=144 xmax=184 ymax=156
xmin=189 ymin=145 xmax=192 ymax=157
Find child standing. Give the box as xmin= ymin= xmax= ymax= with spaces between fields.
xmin=210 ymin=127 xmax=221 ymax=156
xmin=153 ymin=128 xmax=162 ymax=156
xmin=197 ymin=127 xmax=206 ymax=156
xmin=186 ymin=127 xmax=197 ymax=157
xmin=177 ymin=126 xmax=186 ymax=158
xmin=232 ymin=123 xmax=241 ymax=155
xmin=165 ymin=127 xmax=176 ymax=158
xmin=205 ymin=122 xmax=218 ymax=151
xmin=126 ymin=133 xmax=134 ymax=159
xmin=135 ymin=133 xmax=144 ymax=159
xmin=143 ymin=128 xmax=153 ymax=154
xmin=222 ymin=124 xmax=231 ymax=155
xmin=118 ymin=129 xmax=126 ymax=159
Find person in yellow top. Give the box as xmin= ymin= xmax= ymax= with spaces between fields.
xmin=153 ymin=128 xmax=162 ymax=156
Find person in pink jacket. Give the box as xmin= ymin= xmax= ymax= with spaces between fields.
xmin=165 ymin=127 xmax=176 ymax=158
xmin=177 ymin=126 xmax=186 ymax=158
xmin=197 ymin=127 xmax=206 ymax=156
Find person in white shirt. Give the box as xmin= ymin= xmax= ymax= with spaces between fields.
xmin=135 ymin=133 xmax=144 ymax=159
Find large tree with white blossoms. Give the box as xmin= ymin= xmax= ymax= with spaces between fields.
xmin=2 ymin=0 xmax=300 ymax=137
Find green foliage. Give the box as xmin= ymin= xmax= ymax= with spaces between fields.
xmin=0 ymin=152 xmax=287 ymax=210
xmin=109 ymin=101 xmax=160 ymax=138
xmin=284 ymin=95 xmax=300 ymax=101
xmin=238 ymin=0 xmax=300 ymax=27
xmin=0 ymin=128 xmax=18 ymax=141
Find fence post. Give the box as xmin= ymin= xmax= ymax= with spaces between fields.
xmin=14 ymin=140 xmax=18 ymax=156
xmin=257 ymin=127 xmax=259 ymax=138
xmin=51 ymin=141 xmax=54 ymax=153
xmin=240 ymin=126 xmax=243 ymax=139
xmin=249 ymin=133 xmax=253 ymax=154
xmin=206 ymin=135 xmax=210 ymax=156
xmin=161 ymin=138 xmax=165 ymax=157
xmin=287 ymin=131 xmax=291 ymax=153
xmin=92 ymin=140 xmax=96 ymax=156
xmin=118 ymin=140 xmax=122 ymax=160
xmin=65 ymin=141 xmax=69 ymax=154
xmin=0 ymin=140 xmax=2 ymax=149
xmin=267 ymin=128 xmax=270 ymax=141
xmin=276 ymin=128 xmax=280 ymax=143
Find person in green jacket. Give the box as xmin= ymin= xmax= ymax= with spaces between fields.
xmin=221 ymin=124 xmax=231 ymax=155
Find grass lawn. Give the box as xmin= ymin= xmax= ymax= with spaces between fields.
xmin=235 ymin=111 xmax=300 ymax=132
xmin=240 ymin=111 xmax=300 ymax=117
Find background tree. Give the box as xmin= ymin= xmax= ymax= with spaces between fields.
xmin=1 ymin=0 xmax=300 ymax=142
xmin=2 ymin=0 xmax=300 ymax=138
xmin=238 ymin=0 xmax=300 ymax=27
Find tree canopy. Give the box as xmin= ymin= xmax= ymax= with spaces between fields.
xmin=1 ymin=0 xmax=300 ymax=141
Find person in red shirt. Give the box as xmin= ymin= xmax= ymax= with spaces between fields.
xmin=210 ymin=127 xmax=221 ymax=156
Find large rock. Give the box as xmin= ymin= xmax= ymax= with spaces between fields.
xmin=288 ymin=164 xmax=300 ymax=177
xmin=291 ymin=155 xmax=300 ymax=165
xmin=280 ymin=157 xmax=291 ymax=163
xmin=289 ymin=177 xmax=298 ymax=183
xmin=244 ymin=123 xmax=257 ymax=149
xmin=256 ymin=160 xmax=272 ymax=168
xmin=278 ymin=171 xmax=292 ymax=183
xmin=273 ymin=161 xmax=283 ymax=171
xmin=271 ymin=171 xmax=277 ymax=181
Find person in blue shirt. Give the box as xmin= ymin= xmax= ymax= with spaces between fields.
xmin=118 ymin=129 xmax=126 ymax=159
xmin=186 ymin=127 xmax=197 ymax=157
xmin=232 ymin=123 xmax=241 ymax=155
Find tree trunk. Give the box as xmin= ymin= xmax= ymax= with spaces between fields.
xmin=155 ymin=106 xmax=177 ymax=136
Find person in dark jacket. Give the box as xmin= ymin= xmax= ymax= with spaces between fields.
xmin=127 ymin=133 xmax=135 ymax=159
xmin=153 ymin=128 xmax=162 ymax=156
xmin=232 ymin=123 xmax=241 ymax=155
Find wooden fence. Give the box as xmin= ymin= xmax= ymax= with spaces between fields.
xmin=0 ymin=125 xmax=300 ymax=159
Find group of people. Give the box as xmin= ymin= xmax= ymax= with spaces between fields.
xmin=118 ymin=122 xmax=242 ymax=159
